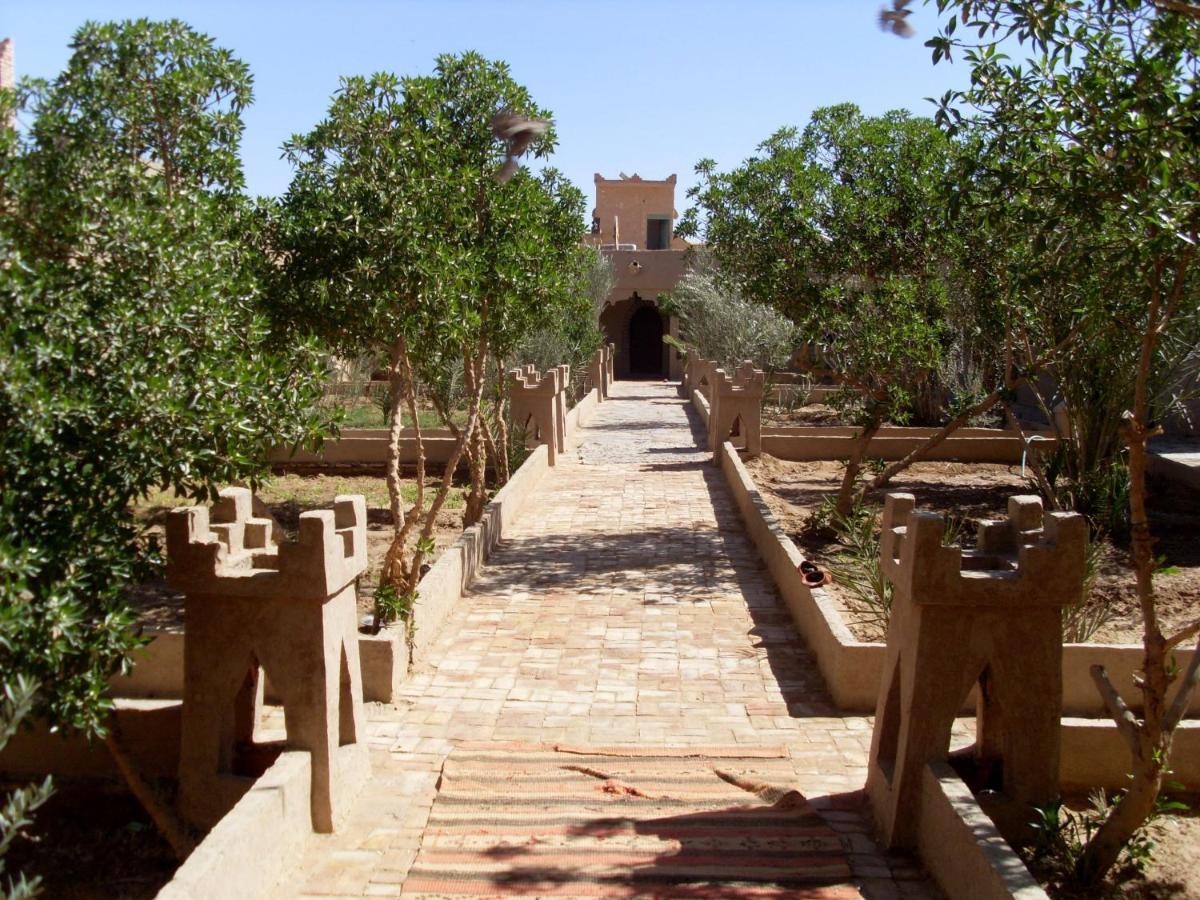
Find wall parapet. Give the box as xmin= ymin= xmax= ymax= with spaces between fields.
xmin=917 ymin=763 xmax=1048 ymax=900
xmin=689 ymin=373 xmax=1200 ymax=720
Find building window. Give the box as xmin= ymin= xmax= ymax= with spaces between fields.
xmin=646 ymin=216 xmax=670 ymax=250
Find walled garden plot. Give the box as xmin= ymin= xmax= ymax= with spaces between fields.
xmin=685 ymin=354 xmax=1200 ymax=899
xmin=0 ymin=357 xmax=604 ymax=897
xmin=745 ymin=455 xmax=1200 ymax=647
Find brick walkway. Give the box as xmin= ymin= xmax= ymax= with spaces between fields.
xmin=276 ymin=382 xmax=932 ymax=899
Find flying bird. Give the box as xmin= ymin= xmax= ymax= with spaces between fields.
xmin=490 ymin=110 xmax=552 ymax=183
xmin=879 ymin=0 xmax=916 ymax=38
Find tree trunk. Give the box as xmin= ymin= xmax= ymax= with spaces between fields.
xmin=854 ymin=389 xmax=1003 ymax=506
xmin=1076 ymin=304 xmax=1165 ymax=883
xmin=1077 ymin=757 xmax=1163 ymax=883
xmin=405 ymin=339 xmax=490 ymax=592
xmin=479 ymin=408 xmax=502 ymax=487
xmin=383 ymin=336 xmax=407 ymax=540
xmin=462 ymin=352 xmax=488 ymax=527
xmin=463 ymin=424 xmax=487 ymax=526
xmin=377 ymin=336 xmax=410 ymax=625
xmin=105 ymin=722 xmax=195 ymax=862
xmin=853 ymin=325 xmax=1084 ymax=506
xmin=1074 ymin=254 xmax=1193 ymax=884
xmin=399 ymin=336 xmax=424 ymax=537
xmin=835 ymin=417 xmax=882 ymax=521
xmin=1002 ymin=401 xmax=1061 ymax=509
xmin=493 ymin=354 xmax=510 ymax=483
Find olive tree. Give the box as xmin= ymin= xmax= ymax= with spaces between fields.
xmin=666 ymin=249 xmax=796 ymax=373
xmin=515 ymin=245 xmax=610 ymax=408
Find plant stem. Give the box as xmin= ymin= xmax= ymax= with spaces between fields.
xmin=105 ymin=720 xmax=195 ymax=862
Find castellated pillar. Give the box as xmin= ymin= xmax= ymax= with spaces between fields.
xmin=708 ymin=362 xmax=764 ymax=459
xmin=589 ymin=347 xmax=608 ymax=402
xmin=508 ymin=365 xmax=565 ymax=465
xmin=555 ymin=364 xmax=571 ymax=452
xmin=167 ymin=487 xmax=371 ymax=833
xmin=866 ymin=493 xmax=1086 ymax=848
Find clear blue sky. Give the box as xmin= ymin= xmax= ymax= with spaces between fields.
xmin=2 ymin=1 xmax=971 ymax=215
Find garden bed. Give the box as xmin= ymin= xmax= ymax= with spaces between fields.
xmin=763 ymin=400 xmax=845 ymax=426
xmin=949 ymin=720 xmax=1199 ymax=898
xmin=762 ymin=399 xmax=1006 ymax=430
xmin=1114 ymin=799 xmax=1200 ymax=899
xmin=129 ymin=473 xmax=468 ymax=627
xmin=743 ymin=455 xmax=1200 ymax=645
xmin=2 ymin=778 xmax=178 ymax=898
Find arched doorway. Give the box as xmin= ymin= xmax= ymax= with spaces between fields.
xmin=628 ymin=305 xmax=664 ymax=378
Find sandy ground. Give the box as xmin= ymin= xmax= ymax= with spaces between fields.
xmin=1122 ymin=802 xmax=1200 ymax=898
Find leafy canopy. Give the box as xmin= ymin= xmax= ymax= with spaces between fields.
xmin=0 ymin=19 xmax=328 ymax=733
xmin=271 ymin=52 xmax=584 ymax=371
xmin=678 ymin=104 xmax=972 ymax=424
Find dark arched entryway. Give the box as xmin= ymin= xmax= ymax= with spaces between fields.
xmin=628 ymin=305 xmax=665 ymax=378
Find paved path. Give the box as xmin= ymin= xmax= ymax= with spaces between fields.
xmin=277 ymin=382 xmax=932 ymax=899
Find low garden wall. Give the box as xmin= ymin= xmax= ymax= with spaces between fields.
xmin=157 ymin=751 xmax=312 ymax=900
xmin=270 ymin=385 xmax=601 ymax=470
xmin=398 ymin=441 xmax=551 ymax=668
xmin=917 ymin=763 xmax=1048 ymax=900
xmin=716 ymin=437 xmax=1200 ymax=715
xmin=111 ymin=444 xmax=551 ymax=704
xmin=762 ymin=425 xmax=1057 ymax=464
xmin=0 ymin=698 xmax=180 ymax=779
xmin=118 ymin=629 xmax=185 ymax=698
xmin=1061 ymin=718 xmax=1200 ymax=792
xmin=698 ymin=377 xmax=1195 ymax=897
xmin=766 ymin=384 xmax=841 ymax=405
xmin=692 ymin=389 xmax=710 ymax=426
xmin=1147 ymin=439 xmax=1200 ymax=491
xmin=345 ymin=386 xmax=597 ymax=693
xmin=269 ymin=427 xmax=461 ymax=468
xmin=565 ymin=386 xmax=599 ymax=438
xmin=2 ymin=722 xmax=316 ymax=899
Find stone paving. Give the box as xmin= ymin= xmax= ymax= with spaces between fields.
xmin=275 ymin=382 xmax=934 ymax=899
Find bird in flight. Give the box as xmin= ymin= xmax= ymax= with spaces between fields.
xmin=490 ymin=110 xmax=552 ymax=183
xmin=879 ymin=0 xmax=915 ymax=38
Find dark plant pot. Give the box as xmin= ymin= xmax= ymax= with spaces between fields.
xmin=802 ymin=569 xmax=830 ymax=588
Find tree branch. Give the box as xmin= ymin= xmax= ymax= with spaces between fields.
xmin=106 ymin=720 xmax=195 ymax=861
xmin=1163 ymin=637 xmax=1200 ymax=733
xmin=1166 ymin=617 xmax=1200 ymax=651
xmin=1090 ymin=664 xmax=1143 ymax=758
xmin=856 ymin=322 xmax=1079 ymax=503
